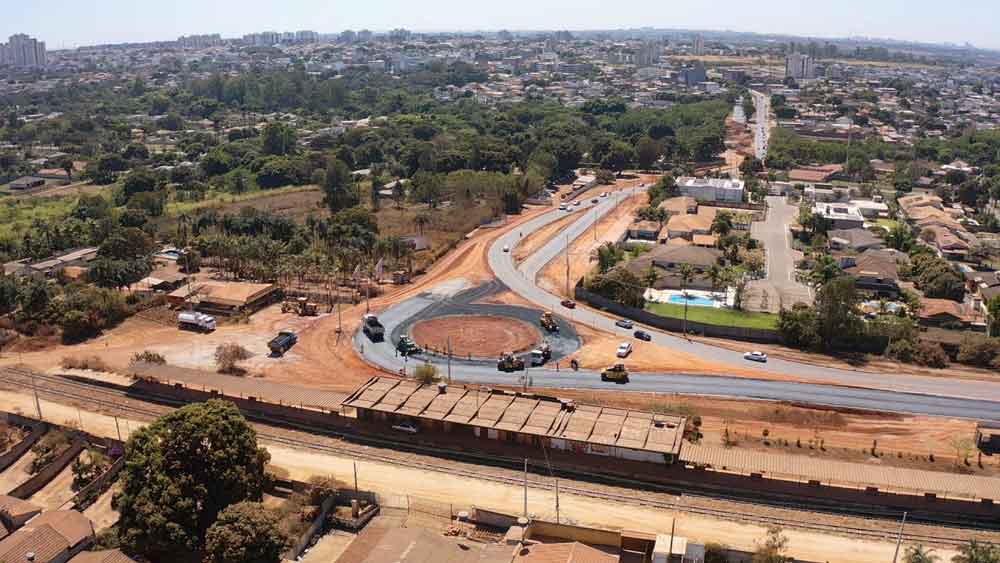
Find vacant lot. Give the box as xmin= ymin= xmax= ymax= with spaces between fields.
xmin=645 ymin=302 xmax=779 ymax=330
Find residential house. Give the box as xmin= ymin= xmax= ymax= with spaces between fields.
xmin=8 ymin=176 xmax=44 ymax=190
xmin=67 ymin=550 xmax=137 ymax=563
xmin=789 ymin=164 xmax=842 ymax=184
xmin=0 ymin=510 xmax=94 ymax=563
xmin=0 ymin=496 xmax=41 ymax=534
xmin=827 ymin=228 xmax=885 ymax=252
xmin=6 ymin=248 xmax=100 ymax=280
xmin=812 ymin=202 xmax=866 ymax=230
xmin=677 ymin=177 xmax=744 ymax=203
xmin=657 ymin=195 xmax=698 ymax=216
xmin=918 ymin=298 xmax=974 ymax=328
xmin=664 ymin=207 xmax=717 ymax=242
xmin=649 ymin=245 xmax=724 ymax=274
xmin=627 ymin=220 xmax=663 ymax=242
xmin=850 ymin=199 xmax=890 ymax=219
xmin=838 ymin=249 xmax=902 ymax=297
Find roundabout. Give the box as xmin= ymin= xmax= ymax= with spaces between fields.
xmin=411 ymin=314 xmax=542 ymax=359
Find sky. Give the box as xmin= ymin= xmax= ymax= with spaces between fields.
xmin=3 ymin=0 xmax=998 ymax=51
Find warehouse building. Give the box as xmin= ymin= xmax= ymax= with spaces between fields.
xmin=341 ymin=377 xmax=687 ymax=464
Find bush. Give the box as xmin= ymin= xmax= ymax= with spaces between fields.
xmin=131 ymin=350 xmax=166 ymax=365
xmin=307 ymin=475 xmax=339 ymax=506
xmin=61 ymin=355 xmax=111 ymax=372
xmin=215 ymin=343 xmax=253 ymax=375
xmin=414 ymin=363 xmax=438 ymax=385
xmin=913 ymin=341 xmax=949 ymax=369
xmin=956 ymin=334 xmax=1000 ymax=368
xmin=704 ymin=542 xmax=729 ymax=563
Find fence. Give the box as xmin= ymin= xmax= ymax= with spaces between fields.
xmin=8 ymin=439 xmax=86 ymax=499
xmin=283 ymin=496 xmax=336 ymax=561
xmin=64 ymin=456 xmax=125 ymax=511
xmin=575 ymin=282 xmax=784 ymax=344
xmin=0 ymin=415 xmax=46 ymax=473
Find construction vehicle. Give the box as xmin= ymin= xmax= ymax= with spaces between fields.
xmin=177 ymin=312 xmax=216 ymax=332
xmin=362 ymin=314 xmax=385 ymax=342
xmin=497 ymin=352 xmax=526 ymax=372
xmin=396 ymin=335 xmax=421 ymax=357
xmin=282 ymin=297 xmax=318 ymax=316
xmin=540 ymin=311 xmax=559 ymax=333
xmin=530 ymin=342 xmax=552 ymax=366
xmin=600 ymin=364 xmax=629 ymax=384
xmin=268 ymin=331 xmax=298 ymax=356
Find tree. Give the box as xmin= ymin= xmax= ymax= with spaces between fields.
xmin=216 ymin=343 xmax=253 ymax=375
xmin=902 ymin=545 xmax=938 ymax=563
xmin=635 ymin=137 xmax=661 ymax=170
xmin=752 ymin=526 xmax=791 ymax=563
xmin=711 ymin=211 xmax=734 ymax=236
xmin=370 ymin=173 xmax=383 ymax=211
xmin=392 ymin=180 xmax=406 ymax=209
xmin=601 ymin=141 xmax=635 ymax=176
xmin=202 ymin=148 xmax=234 ymax=176
xmin=414 ymin=212 xmax=432 ymax=236
xmin=585 ymin=267 xmax=645 ymax=308
xmin=322 ymin=158 xmax=358 ymax=214
xmin=204 ymin=502 xmax=288 ymax=563
xmin=988 ymin=295 xmax=1000 ymax=337
xmin=951 ymin=540 xmax=1000 ymax=563
xmin=808 ymin=255 xmax=843 ymax=289
xmin=777 ymin=303 xmax=819 ymax=349
xmin=261 ymin=122 xmax=296 ymax=156
xmin=885 ymin=222 xmax=914 ymax=251
xmin=115 ymin=401 xmax=270 ymax=559
xmin=814 ymin=276 xmax=862 ymax=350
xmin=679 ymin=264 xmax=695 ymax=335
xmin=414 ymin=363 xmax=439 ymax=384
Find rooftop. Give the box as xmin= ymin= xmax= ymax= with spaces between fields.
xmin=342 ymin=377 xmax=687 ymax=457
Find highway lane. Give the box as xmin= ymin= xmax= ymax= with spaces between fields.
xmin=356 ymin=188 xmax=1000 ymax=418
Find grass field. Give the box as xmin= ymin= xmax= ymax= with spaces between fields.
xmin=645 ymin=302 xmax=779 ymax=330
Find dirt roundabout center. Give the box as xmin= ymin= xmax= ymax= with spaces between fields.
xmin=411 ymin=315 xmax=542 ymax=358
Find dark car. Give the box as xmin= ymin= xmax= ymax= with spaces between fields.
xmin=591 ymin=198 xmax=599 ymax=203
xmin=615 ymin=319 xmax=633 ymax=329
xmin=633 ymin=330 xmax=652 ymax=341
xmin=561 ymin=299 xmax=576 ymax=309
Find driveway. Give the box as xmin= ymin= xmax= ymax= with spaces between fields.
xmin=748 ymin=196 xmax=812 ymax=312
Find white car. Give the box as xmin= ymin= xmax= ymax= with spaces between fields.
xmin=392 ymin=421 xmax=419 ymax=434
xmin=502 ymin=245 xmax=510 ymax=253
xmin=558 ymin=203 xmax=568 ymax=211
xmin=573 ymin=200 xmax=581 ymax=206
xmin=600 ymin=192 xmax=608 ymax=198
xmin=743 ymin=351 xmax=768 ymax=363
xmin=616 ymin=342 xmax=632 ymax=358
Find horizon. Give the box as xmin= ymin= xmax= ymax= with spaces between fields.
xmin=3 ymin=0 xmax=999 ymax=51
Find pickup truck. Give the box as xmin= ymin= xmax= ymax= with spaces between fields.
xmin=268 ymin=331 xmax=298 ymax=356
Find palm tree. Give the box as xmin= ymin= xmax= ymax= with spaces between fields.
xmin=951 ymin=540 xmax=999 ymax=563
xmin=808 ymin=255 xmax=843 ymax=289
xmin=707 ymin=264 xmax=723 ymax=293
xmin=678 ymin=264 xmax=695 ymax=338
xmin=414 ymin=212 xmax=432 ymax=236
xmin=902 ymin=545 xmax=938 ymax=563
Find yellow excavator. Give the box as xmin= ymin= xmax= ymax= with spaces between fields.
xmin=282 ymin=297 xmax=318 ymax=316
xmin=600 ymin=364 xmax=629 ymax=384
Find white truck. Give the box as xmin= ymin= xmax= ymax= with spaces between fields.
xmin=178 ymin=311 xmax=216 ymax=332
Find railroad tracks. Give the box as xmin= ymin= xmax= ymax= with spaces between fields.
xmin=0 ymin=367 xmax=992 ymax=548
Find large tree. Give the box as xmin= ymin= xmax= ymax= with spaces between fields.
xmin=115 ymin=401 xmax=270 ymax=560
xmin=204 ymin=502 xmax=288 ymax=563
xmin=813 ymin=275 xmax=862 ymax=349
xmin=322 ymin=158 xmax=358 ymax=214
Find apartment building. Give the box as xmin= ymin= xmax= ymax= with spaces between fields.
xmin=0 ymin=34 xmax=46 ymax=68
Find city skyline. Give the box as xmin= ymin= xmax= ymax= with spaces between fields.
xmin=3 ymin=0 xmax=1000 ymax=51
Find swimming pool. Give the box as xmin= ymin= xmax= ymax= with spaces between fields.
xmin=668 ymin=294 xmax=716 ymax=307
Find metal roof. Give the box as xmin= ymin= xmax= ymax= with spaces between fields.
xmin=680 ymin=443 xmax=1000 ymax=501
xmin=342 ymin=377 xmax=687 ymax=457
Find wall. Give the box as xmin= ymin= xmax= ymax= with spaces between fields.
xmin=8 ymin=439 xmax=85 ymax=499
xmin=283 ymin=496 xmax=336 ymax=560
xmin=576 ymin=283 xmax=783 ymax=344
xmin=526 ymin=520 xmax=621 ymax=547
xmin=0 ymin=416 xmax=46 ymax=473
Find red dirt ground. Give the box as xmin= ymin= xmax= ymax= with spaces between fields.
xmin=411 ymin=315 xmax=541 ymax=358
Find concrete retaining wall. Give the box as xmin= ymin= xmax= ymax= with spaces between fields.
xmin=0 ymin=415 xmax=47 ymax=473
xmin=8 ymin=439 xmax=85 ymax=499
xmin=283 ymin=496 xmax=336 ymax=561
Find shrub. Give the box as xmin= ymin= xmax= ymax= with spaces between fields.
xmin=956 ymin=334 xmax=1000 ymax=368
xmin=307 ymin=475 xmax=340 ymax=506
xmin=131 ymin=350 xmax=166 ymax=365
xmin=414 ymin=363 xmax=438 ymax=385
xmin=215 ymin=343 xmax=253 ymax=375
xmin=61 ymin=355 xmax=111 ymax=372
xmin=913 ymin=341 xmax=949 ymax=369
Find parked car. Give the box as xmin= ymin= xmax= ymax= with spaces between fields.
xmin=558 ymin=203 xmax=568 ymax=211
xmin=743 ymin=351 xmax=768 ymax=363
xmin=600 ymin=192 xmax=608 ymax=198
xmin=633 ymin=330 xmax=652 ymax=341
xmin=392 ymin=421 xmax=419 ymax=434
xmin=502 ymin=245 xmax=510 ymax=252
xmin=615 ymin=319 xmax=633 ymax=329
xmin=573 ymin=200 xmax=581 ymax=206
xmin=616 ymin=342 xmax=632 ymax=358
xmin=591 ymin=198 xmax=599 ymax=203
xmin=561 ymin=299 xmax=576 ymax=309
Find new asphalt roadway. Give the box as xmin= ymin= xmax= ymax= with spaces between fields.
xmin=358 ymin=190 xmax=1000 ymax=420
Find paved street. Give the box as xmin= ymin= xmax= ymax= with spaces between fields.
xmin=748 ymin=196 xmax=812 ymax=312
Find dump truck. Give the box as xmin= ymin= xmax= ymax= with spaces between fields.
xmin=530 ymin=342 xmax=552 ymax=366
xmin=497 ymin=352 xmax=526 ymax=372
xmin=600 ymin=363 xmax=629 ymax=384
xmin=362 ymin=314 xmax=385 ymax=342
xmin=268 ymin=331 xmax=298 ymax=356
xmin=282 ymin=297 xmax=318 ymax=316
xmin=396 ymin=335 xmax=421 ymax=357
xmin=177 ymin=312 xmax=216 ymax=332
xmin=540 ymin=311 xmax=559 ymax=332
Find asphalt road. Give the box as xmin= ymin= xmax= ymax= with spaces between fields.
xmin=357 ymin=188 xmax=1000 ymax=419
xmin=749 ymin=196 xmax=812 ymax=310
xmin=751 ymin=90 xmax=771 ymax=160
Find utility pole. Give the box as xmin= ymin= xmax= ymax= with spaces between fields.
xmin=31 ymin=372 xmax=42 ymax=420
xmin=555 ymin=477 xmax=560 ymax=524
xmin=523 ymin=458 xmax=528 ymax=518
xmin=564 ymin=234 xmax=570 ymax=297
xmin=447 ymin=336 xmax=452 ymax=384
xmin=114 ymin=416 xmax=122 ymax=442
xmin=354 ymin=461 xmax=359 ymax=495
xmin=892 ymin=511 xmax=908 ymax=563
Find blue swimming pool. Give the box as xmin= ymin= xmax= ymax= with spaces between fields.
xmin=668 ymin=294 xmax=716 ymax=307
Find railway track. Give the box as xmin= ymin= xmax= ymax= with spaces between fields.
xmin=0 ymin=367 xmax=992 ymax=548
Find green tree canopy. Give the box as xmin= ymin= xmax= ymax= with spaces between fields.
xmin=115 ymin=400 xmax=271 ymax=560
xmin=203 ymin=502 xmax=288 ymax=563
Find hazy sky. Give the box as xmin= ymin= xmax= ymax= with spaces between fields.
xmin=4 ymin=0 xmax=998 ymax=50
